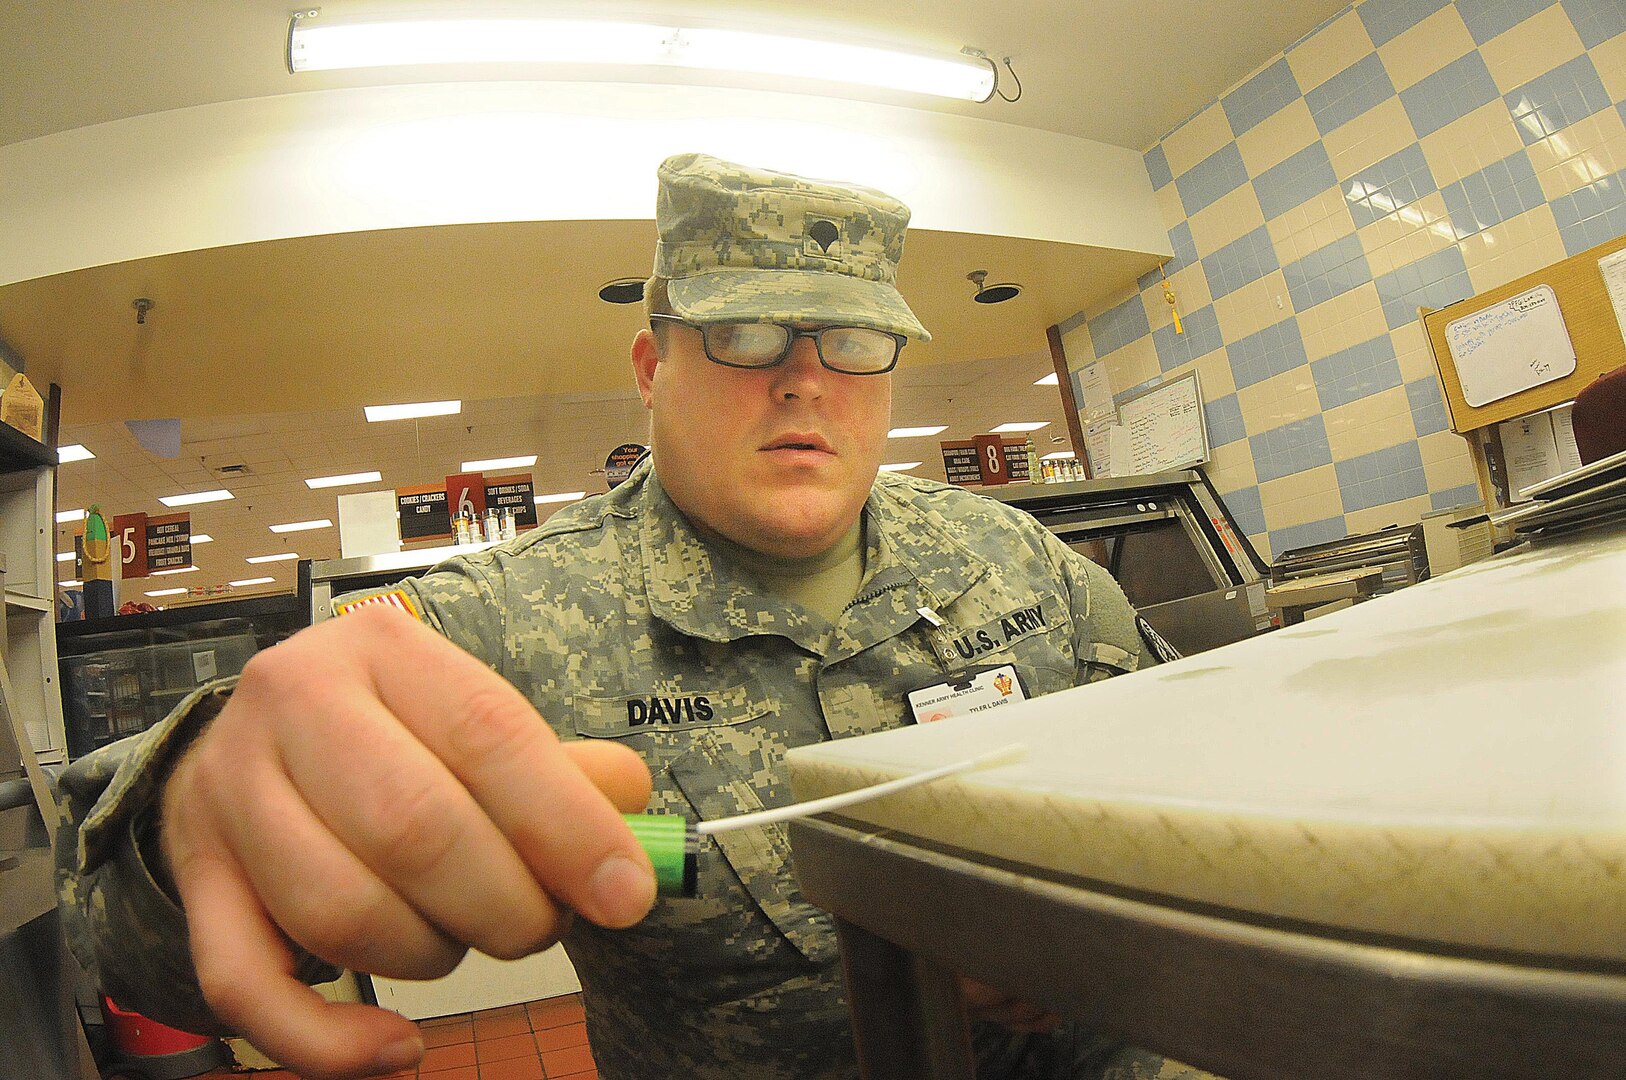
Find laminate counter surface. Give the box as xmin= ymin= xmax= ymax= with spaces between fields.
xmin=787 ymin=526 xmax=1626 ymax=965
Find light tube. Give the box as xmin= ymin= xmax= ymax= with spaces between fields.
xmin=306 ymin=471 xmax=383 ymax=489
xmin=230 ymin=577 xmax=277 ymax=588
xmin=535 ymin=491 xmax=587 ymax=504
xmin=246 ymin=553 xmax=301 ymax=564
xmin=364 ymin=400 xmax=461 ymax=422
xmin=146 ymin=587 xmax=188 ymax=598
xmin=879 ymin=462 xmax=922 ymax=472
xmin=288 ymin=16 xmax=995 ymax=101
xmin=269 ymin=519 xmax=333 ymax=534
xmin=58 ymin=444 xmax=95 ymax=463
xmin=887 ymin=426 xmax=947 ymax=438
xmin=159 ymin=489 xmax=235 ymax=507
xmin=1034 ymin=373 xmax=1059 ymax=386
xmin=990 ymin=422 xmax=1049 ymax=433
xmin=462 ymin=455 xmax=538 ymax=472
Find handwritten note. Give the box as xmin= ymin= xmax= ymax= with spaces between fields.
xmin=1445 ymin=284 xmax=1577 ymax=407
xmin=1115 ymin=373 xmax=1208 ymax=475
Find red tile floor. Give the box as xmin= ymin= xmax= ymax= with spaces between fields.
xmin=195 ymin=994 xmax=595 ymax=1080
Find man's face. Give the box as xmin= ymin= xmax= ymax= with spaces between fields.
xmin=631 ymin=322 xmax=892 ymax=558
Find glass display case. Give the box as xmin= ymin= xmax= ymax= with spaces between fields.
xmin=56 ymin=587 xmax=310 ymax=761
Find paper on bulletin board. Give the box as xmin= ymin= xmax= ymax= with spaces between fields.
xmin=1086 ymin=420 xmax=1116 ymax=476
xmin=1600 ymin=248 xmax=1626 ymax=344
xmin=1500 ymin=409 xmax=1580 ymax=500
xmin=1445 ymin=285 xmax=1577 ymax=407
xmin=1079 ymin=362 xmax=1116 ymax=423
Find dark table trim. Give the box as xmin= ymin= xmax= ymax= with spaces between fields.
xmin=790 ymin=815 xmax=1626 ymax=1080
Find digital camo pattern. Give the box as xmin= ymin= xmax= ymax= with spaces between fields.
xmin=655 ymin=152 xmax=931 ymax=341
xmin=54 ymin=457 xmax=1187 ymax=1079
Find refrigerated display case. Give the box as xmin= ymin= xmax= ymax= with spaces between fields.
xmin=990 ymin=469 xmax=1272 ymax=654
xmin=56 ymin=588 xmax=310 ymax=760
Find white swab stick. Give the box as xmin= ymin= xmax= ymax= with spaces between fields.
xmin=697 ymin=743 xmax=1027 ymax=836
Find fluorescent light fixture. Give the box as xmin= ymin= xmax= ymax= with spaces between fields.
xmin=287 ymin=15 xmax=997 ymax=102
xmin=59 ymin=579 xmax=81 ymax=588
xmin=462 ymin=455 xmax=538 ymax=472
xmin=1042 ymin=451 xmax=1076 ymax=460
xmin=58 ymin=444 xmax=95 ymax=463
xmin=1034 ymin=373 xmax=1059 ymax=386
xmin=306 ymin=470 xmax=383 ymax=489
xmin=990 ymin=422 xmax=1050 ymax=433
xmin=879 ymin=462 xmax=923 ymax=472
xmin=191 ymin=534 xmax=214 ymax=544
xmin=160 ymin=489 xmax=234 ymax=508
xmin=151 ymin=566 xmax=198 ymax=576
xmin=364 ymin=400 xmax=461 ymax=422
xmin=246 ymin=552 xmax=301 ymax=564
xmin=56 ymin=509 xmax=85 ymax=524
xmin=56 ymin=552 xmax=75 ymax=563
xmin=269 ymin=519 xmax=333 ymax=534
xmin=146 ymin=587 xmax=187 ymax=598
xmin=887 ymin=426 xmax=947 ymax=439
xmin=229 ymin=576 xmax=276 ymax=588
xmin=535 ymin=491 xmax=587 ymax=505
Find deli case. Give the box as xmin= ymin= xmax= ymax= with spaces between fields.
xmin=56 ymin=586 xmax=311 ymax=760
xmin=991 ymin=469 xmax=1271 ymax=655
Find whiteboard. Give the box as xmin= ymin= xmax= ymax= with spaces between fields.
xmin=1445 ymin=284 xmax=1577 ymax=407
xmin=1115 ymin=371 xmax=1208 ymax=475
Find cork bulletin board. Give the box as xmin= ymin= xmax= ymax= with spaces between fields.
xmin=1424 ymin=233 xmax=1626 ymax=434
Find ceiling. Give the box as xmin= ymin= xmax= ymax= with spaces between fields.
xmin=3 ymin=0 xmax=1346 ymax=606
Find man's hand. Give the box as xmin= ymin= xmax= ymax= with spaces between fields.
xmin=158 ymin=606 xmax=656 ymax=1079
xmin=959 ymin=977 xmax=1062 ymax=1033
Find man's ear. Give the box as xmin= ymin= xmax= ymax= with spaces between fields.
xmin=631 ymin=328 xmax=660 ymax=409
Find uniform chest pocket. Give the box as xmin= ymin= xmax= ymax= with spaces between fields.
xmin=569 ymin=681 xmax=771 ymax=739
xmin=668 ymin=728 xmax=836 ymax=966
xmin=939 ymin=593 xmax=1074 ymax=692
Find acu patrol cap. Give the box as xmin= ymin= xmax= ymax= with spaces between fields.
xmin=653 ymin=152 xmax=931 ymax=342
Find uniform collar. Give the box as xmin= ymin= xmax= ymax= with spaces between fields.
xmin=638 ymin=466 xmax=829 ymax=650
xmin=639 ymin=465 xmax=993 ymax=653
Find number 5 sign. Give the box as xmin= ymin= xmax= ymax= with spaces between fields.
xmin=111 ymin=512 xmax=149 ymax=578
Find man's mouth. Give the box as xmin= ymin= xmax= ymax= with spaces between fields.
xmin=763 ymin=434 xmax=834 ymax=454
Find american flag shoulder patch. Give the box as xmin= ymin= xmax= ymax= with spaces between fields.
xmin=331 ymin=588 xmax=423 ymax=621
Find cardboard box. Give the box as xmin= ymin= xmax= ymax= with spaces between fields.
xmin=1 ymin=373 xmax=44 ymax=441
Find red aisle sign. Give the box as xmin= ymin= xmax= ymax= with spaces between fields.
xmin=111 ymin=512 xmax=149 ymax=579
xmin=972 ymin=434 xmax=1011 ymax=486
xmin=445 ymin=472 xmax=487 ymax=521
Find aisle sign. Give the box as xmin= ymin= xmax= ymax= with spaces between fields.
xmin=111 ymin=512 xmax=148 ymax=579
xmin=485 ymin=473 xmax=539 ymax=530
xmin=397 ymin=483 xmax=452 ymax=542
xmin=145 ymin=513 xmax=192 ymax=572
xmin=444 ymin=472 xmax=487 ymax=521
xmin=940 ymin=437 xmax=1032 ymax=487
xmin=972 ymin=434 xmax=1010 ymax=486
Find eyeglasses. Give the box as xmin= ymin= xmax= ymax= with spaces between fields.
xmin=649 ymin=314 xmax=904 ymax=375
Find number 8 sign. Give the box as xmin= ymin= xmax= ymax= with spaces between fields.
xmin=972 ymin=434 xmax=1010 ymax=486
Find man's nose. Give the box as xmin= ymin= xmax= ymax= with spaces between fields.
xmin=773 ymin=335 xmax=828 ymax=399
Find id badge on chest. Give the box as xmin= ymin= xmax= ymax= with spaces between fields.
xmin=906 ymin=663 xmax=1028 ymax=724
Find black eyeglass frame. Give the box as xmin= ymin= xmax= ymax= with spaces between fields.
xmin=648 ymin=313 xmax=905 ymax=375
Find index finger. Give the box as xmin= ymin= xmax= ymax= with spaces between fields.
xmin=345 ymin=607 xmax=656 ymax=928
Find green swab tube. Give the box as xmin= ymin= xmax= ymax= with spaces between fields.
xmin=623 ymin=814 xmax=699 ymax=897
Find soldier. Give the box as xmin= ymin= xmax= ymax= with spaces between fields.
xmin=57 ymin=153 xmax=1199 ymax=1080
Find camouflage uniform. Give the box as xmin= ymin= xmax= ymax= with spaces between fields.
xmin=57 ymin=459 xmax=1160 ymax=1079
xmin=56 ymin=153 xmax=1210 ymax=1080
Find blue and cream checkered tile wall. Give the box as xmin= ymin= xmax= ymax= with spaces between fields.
xmin=1060 ymin=0 xmax=1626 ymax=562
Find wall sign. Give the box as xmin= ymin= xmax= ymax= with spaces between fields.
xmin=444 ymin=472 xmax=487 ymax=521
xmin=939 ymin=437 xmax=1032 ymax=486
xmin=145 ymin=513 xmax=192 ymax=572
xmin=605 ymin=443 xmax=649 ymax=488
xmin=397 ymin=484 xmax=453 ymax=542
xmin=111 ymin=512 xmax=149 ymax=578
xmin=485 ymin=473 xmax=539 ymax=530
